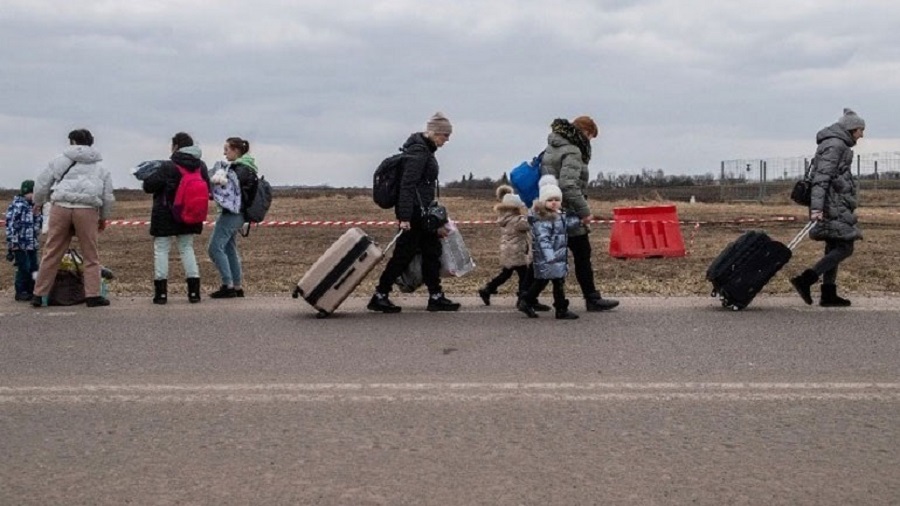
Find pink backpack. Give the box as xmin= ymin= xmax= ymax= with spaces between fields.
xmin=171 ymin=165 xmax=209 ymax=225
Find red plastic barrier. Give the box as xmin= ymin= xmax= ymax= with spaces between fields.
xmin=608 ymin=205 xmax=686 ymax=259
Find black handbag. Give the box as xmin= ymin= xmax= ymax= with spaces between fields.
xmin=790 ymin=156 xmax=815 ymax=206
xmin=416 ymin=182 xmax=448 ymax=233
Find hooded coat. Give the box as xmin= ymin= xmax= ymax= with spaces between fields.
xmin=33 ymin=145 xmax=115 ymax=219
xmin=142 ymin=148 xmax=211 ymax=237
xmin=395 ymin=133 xmax=440 ymax=224
xmin=540 ymin=120 xmax=593 ymax=237
xmin=809 ymin=123 xmax=861 ymax=241
xmin=495 ymin=201 xmax=531 ymax=268
xmin=528 ymin=201 xmax=582 ymax=279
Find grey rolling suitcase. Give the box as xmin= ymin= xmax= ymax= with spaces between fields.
xmin=292 ymin=228 xmax=400 ymax=318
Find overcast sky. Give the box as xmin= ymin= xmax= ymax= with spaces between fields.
xmin=2 ymin=0 xmax=899 ymax=189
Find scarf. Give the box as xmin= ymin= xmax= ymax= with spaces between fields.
xmin=550 ymin=118 xmax=591 ymax=164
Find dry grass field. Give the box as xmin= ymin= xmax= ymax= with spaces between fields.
xmin=2 ymin=188 xmax=899 ymax=300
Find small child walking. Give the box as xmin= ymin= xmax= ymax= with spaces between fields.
xmin=517 ymin=175 xmax=581 ymax=320
xmin=477 ymin=185 xmax=533 ymax=306
xmin=5 ymin=180 xmax=43 ymax=301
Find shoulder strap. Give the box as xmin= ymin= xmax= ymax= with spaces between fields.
xmin=55 ymin=160 xmax=78 ymax=186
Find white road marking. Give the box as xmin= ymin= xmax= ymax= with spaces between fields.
xmin=1 ymin=382 xmax=899 ymax=404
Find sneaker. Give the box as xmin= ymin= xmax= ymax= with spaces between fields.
xmin=427 ymin=293 xmax=461 ymax=312
xmin=15 ymin=292 xmax=32 ymax=302
xmin=85 ymin=296 xmax=110 ymax=307
xmin=585 ymin=294 xmax=620 ymax=312
xmin=367 ymin=293 xmax=401 ymax=313
xmin=210 ymin=285 xmax=237 ymax=299
xmin=31 ymin=295 xmax=48 ymax=308
xmin=516 ymin=299 xmax=538 ymax=318
xmin=235 ymin=288 xmax=245 ymax=298
xmin=477 ymin=287 xmax=492 ymax=306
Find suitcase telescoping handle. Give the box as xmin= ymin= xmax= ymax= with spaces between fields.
xmin=382 ymin=230 xmax=404 ymax=255
xmin=786 ymin=221 xmax=815 ymax=251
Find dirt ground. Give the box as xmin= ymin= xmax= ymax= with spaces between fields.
xmin=2 ymin=189 xmax=899 ymax=299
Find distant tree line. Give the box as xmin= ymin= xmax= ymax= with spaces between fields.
xmin=444 ymin=169 xmax=720 ymax=189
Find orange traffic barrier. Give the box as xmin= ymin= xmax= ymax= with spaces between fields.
xmin=608 ymin=205 xmax=686 ymax=259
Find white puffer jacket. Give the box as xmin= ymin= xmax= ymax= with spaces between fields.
xmin=34 ymin=145 xmax=115 ymax=219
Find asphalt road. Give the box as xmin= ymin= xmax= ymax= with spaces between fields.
xmin=2 ymin=295 xmax=899 ymax=505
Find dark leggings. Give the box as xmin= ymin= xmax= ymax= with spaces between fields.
xmin=522 ymin=277 xmax=567 ymax=309
xmin=376 ymin=224 xmax=443 ymax=295
xmin=812 ymin=239 xmax=855 ymax=285
xmin=484 ymin=265 xmax=531 ymax=295
xmin=567 ymin=234 xmax=597 ymax=298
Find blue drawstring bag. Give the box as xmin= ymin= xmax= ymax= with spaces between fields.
xmin=509 ymin=151 xmax=544 ymax=207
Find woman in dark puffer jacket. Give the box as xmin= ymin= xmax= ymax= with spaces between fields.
xmin=142 ymin=132 xmax=210 ymax=304
xmin=790 ymin=108 xmax=865 ymax=307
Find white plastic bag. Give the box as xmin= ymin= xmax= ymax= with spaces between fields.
xmin=440 ymin=222 xmax=475 ymax=277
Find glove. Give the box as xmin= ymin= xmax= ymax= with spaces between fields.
xmin=6 ymin=249 xmax=15 ymax=263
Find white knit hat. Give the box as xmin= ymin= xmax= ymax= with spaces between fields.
xmin=538 ymin=174 xmax=562 ymax=203
xmin=502 ymin=192 xmax=524 ymax=207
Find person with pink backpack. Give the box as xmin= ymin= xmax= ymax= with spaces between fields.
xmin=141 ymin=132 xmax=211 ymax=304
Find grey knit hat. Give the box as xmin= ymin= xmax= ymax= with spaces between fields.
xmin=426 ymin=112 xmax=453 ymax=135
xmin=837 ymin=108 xmax=866 ymax=132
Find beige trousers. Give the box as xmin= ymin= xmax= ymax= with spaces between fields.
xmin=34 ymin=206 xmax=102 ymax=298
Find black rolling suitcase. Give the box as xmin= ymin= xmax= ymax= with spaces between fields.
xmin=706 ymin=222 xmax=814 ymax=310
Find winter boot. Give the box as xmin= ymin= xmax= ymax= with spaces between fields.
xmin=153 ymin=279 xmax=168 ymax=305
xmin=585 ymin=292 xmax=619 ymax=312
xmin=187 ymin=278 xmax=201 ymax=304
xmin=427 ymin=292 xmax=461 ymax=312
xmin=516 ymin=298 xmax=538 ymax=318
xmin=820 ymin=284 xmax=851 ymax=307
xmin=477 ymin=285 xmax=495 ymax=306
xmin=790 ymin=269 xmax=819 ymax=305
xmin=367 ymin=292 xmax=401 ymax=313
xmin=555 ymin=300 xmax=579 ymax=320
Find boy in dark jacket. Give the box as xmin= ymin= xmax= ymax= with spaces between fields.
xmin=5 ymin=180 xmax=42 ymax=301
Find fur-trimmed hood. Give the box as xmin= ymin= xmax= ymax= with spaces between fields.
xmin=530 ymin=200 xmax=560 ymax=220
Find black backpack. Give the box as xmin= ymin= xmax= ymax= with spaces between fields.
xmin=373 ymin=149 xmax=405 ymax=209
xmin=240 ymin=174 xmax=273 ymax=237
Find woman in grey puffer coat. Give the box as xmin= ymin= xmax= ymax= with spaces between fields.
xmin=790 ymin=108 xmax=865 ymax=307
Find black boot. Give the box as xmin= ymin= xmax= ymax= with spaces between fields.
xmin=153 ymin=279 xmax=168 ymax=305
xmin=790 ymin=269 xmax=819 ymax=305
xmin=516 ymin=298 xmax=538 ymax=318
xmin=820 ymin=284 xmax=851 ymax=307
xmin=427 ymin=292 xmax=461 ymax=312
xmin=477 ymin=285 xmax=495 ymax=306
xmin=585 ymin=292 xmax=619 ymax=312
xmin=367 ymin=292 xmax=401 ymax=313
xmin=555 ymin=299 xmax=579 ymax=320
xmin=187 ymin=278 xmax=201 ymax=304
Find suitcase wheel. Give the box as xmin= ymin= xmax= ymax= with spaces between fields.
xmin=315 ymin=310 xmax=331 ymax=319
xmin=291 ymin=286 xmax=301 ymax=299
xmin=710 ymin=289 xmax=719 ymax=298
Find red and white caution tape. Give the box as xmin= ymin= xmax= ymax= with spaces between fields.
xmin=85 ymin=216 xmax=798 ymax=227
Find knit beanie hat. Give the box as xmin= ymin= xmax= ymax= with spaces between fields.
xmin=538 ymin=175 xmax=563 ymax=203
xmin=426 ymin=112 xmax=453 ymax=135
xmin=20 ymin=179 xmax=34 ymax=196
xmin=837 ymin=108 xmax=866 ymax=132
